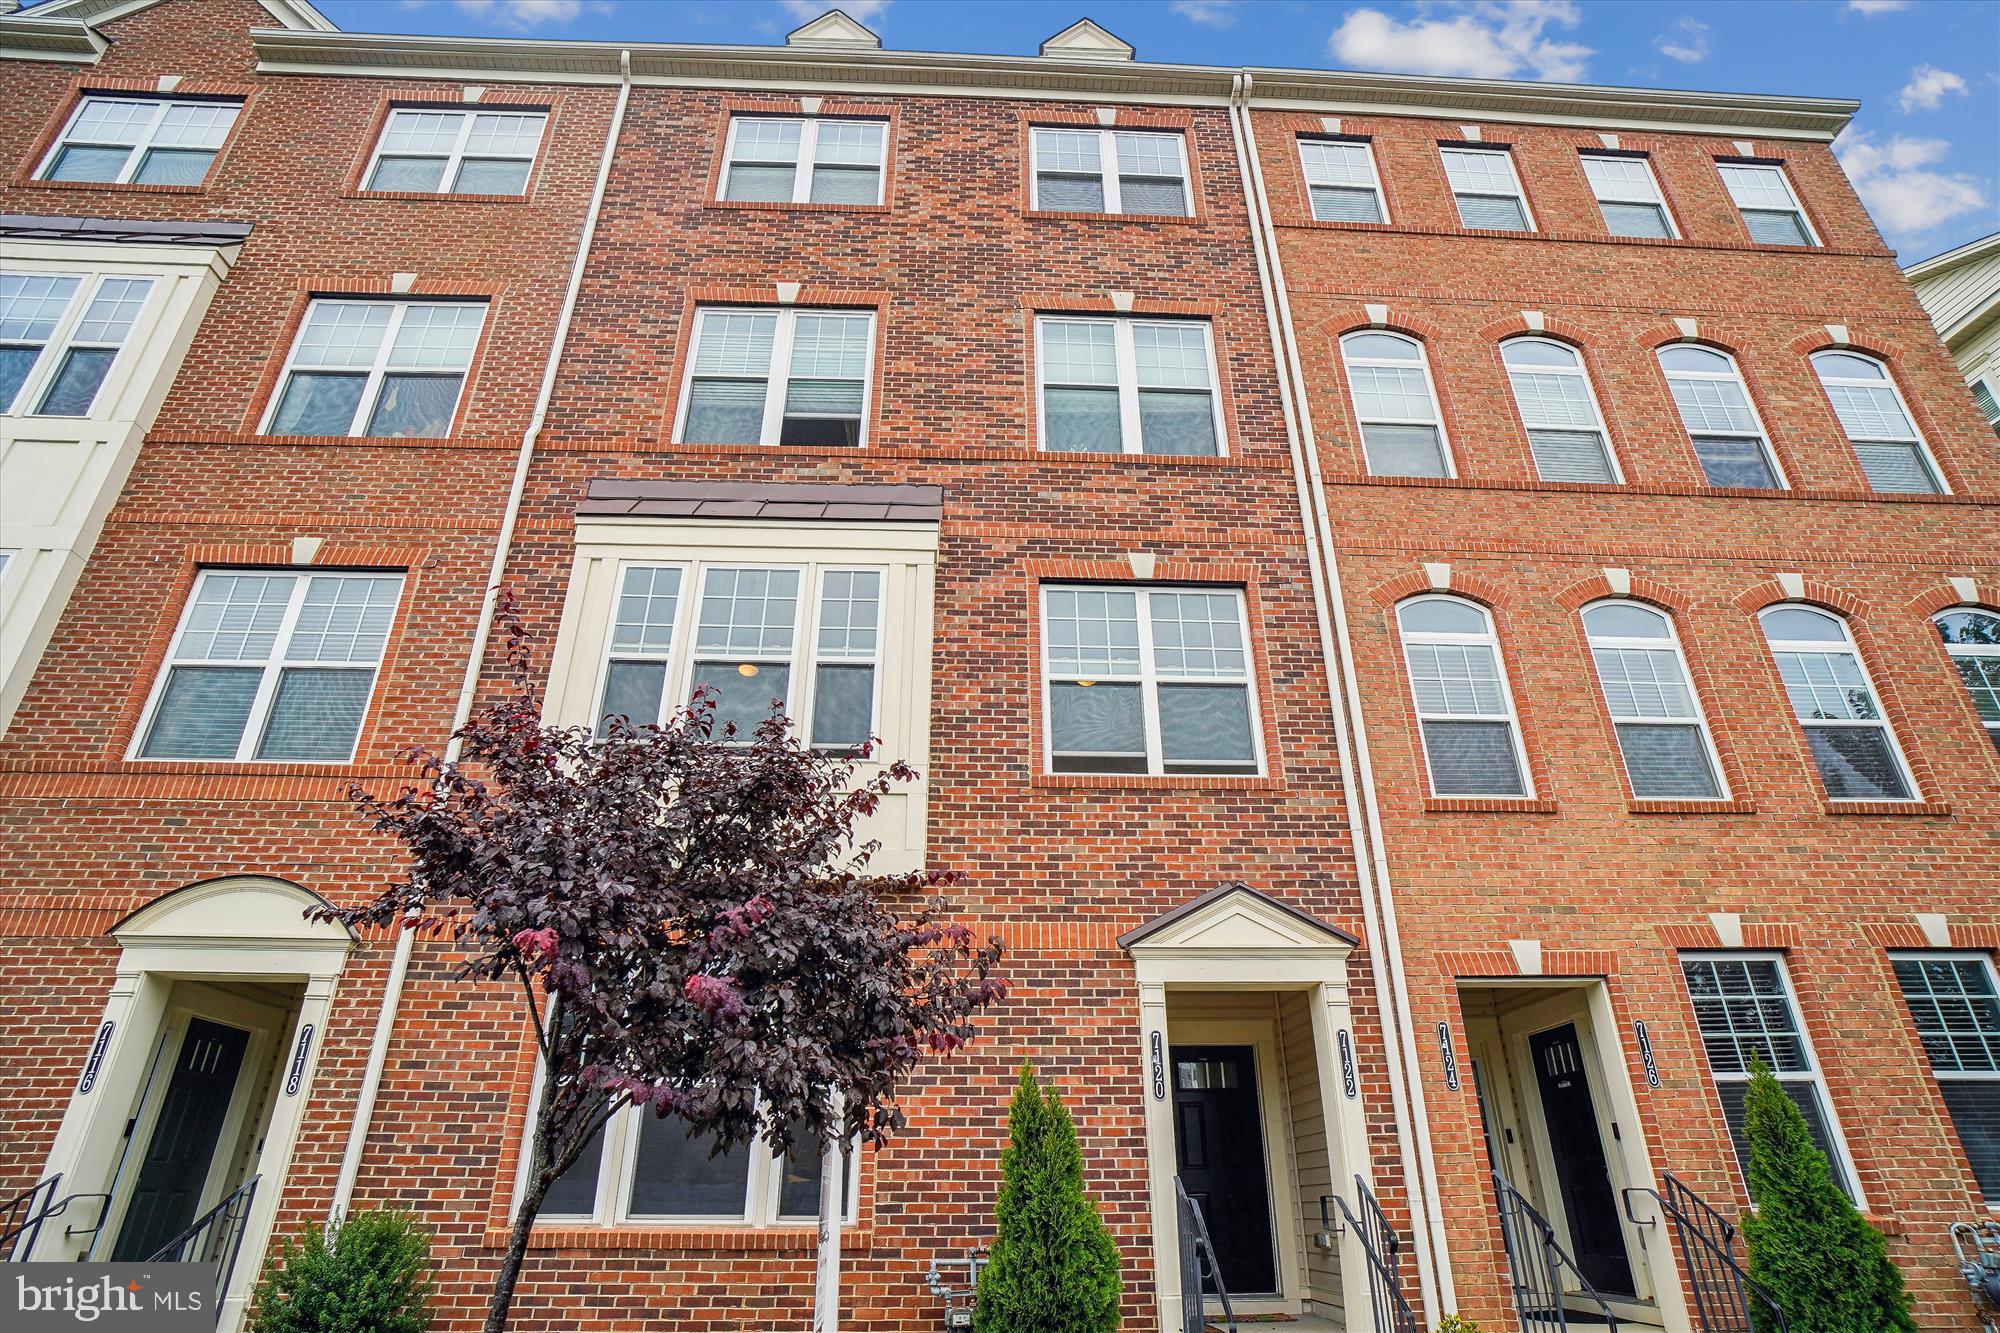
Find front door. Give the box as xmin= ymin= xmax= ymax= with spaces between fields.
xmin=1529 ymin=1024 xmax=1635 ymax=1297
xmin=111 ymin=1018 xmax=250 ymax=1261
xmin=1171 ymin=1044 xmax=1276 ymax=1296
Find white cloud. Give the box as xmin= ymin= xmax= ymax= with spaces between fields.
xmin=1836 ymin=129 xmax=1988 ymax=238
xmin=1653 ymin=16 xmax=1709 ymax=64
xmin=1846 ymin=0 xmax=1910 ymax=12
xmin=1171 ymin=0 xmax=1241 ymax=26
xmin=1329 ymin=1 xmax=1592 ymax=83
xmin=450 ymin=0 xmax=609 ymax=28
xmin=780 ymin=0 xmax=892 ymax=19
xmin=1898 ymin=64 xmax=1968 ymax=112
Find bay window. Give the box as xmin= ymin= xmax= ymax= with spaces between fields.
xmin=1 ymin=271 xmax=155 ymax=417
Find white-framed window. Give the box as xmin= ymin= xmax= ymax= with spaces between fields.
xmin=1579 ymin=153 xmax=1677 ymax=239
xmin=1040 ymin=584 xmax=1261 ymax=776
xmin=1035 ymin=315 xmax=1222 ymax=457
xmin=132 ymin=569 xmax=404 ymax=763
xmin=1299 ymin=137 xmax=1388 ymax=223
xmin=1500 ymin=337 xmax=1620 ymax=483
xmin=1717 ymin=161 xmax=1818 ymax=247
xmin=363 ymin=107 xmax=547 ymax=195
xmin=1935 ymin=608 xmax=2000 ymax=757
xmin=1395 ymin=595 xmax=1531 ymax=797
xmin=262 ymin=298 xmax=485 ymax=439
xmin=1810 ymin=351 xmax=1946 ymax=494
xmin=1583 ymin=601 xmax=1726 ymax=799
xmin=1 ymin=271 xmax=155 ymax=417
xmin=1440 ymin=146 xmax=1532 ymax=231
xmin=1657 ymin=344 xmax=1785 ymax=490
xmin=594 ymin=560 xmax=881 ymax=750
xmin=1971 ymin=377 xmax=2000 ymax=435
xmin=674 ymin=307 xmax=874 ymax=448
xmin=539 ymin=1095 xmax=858 ymax=1227
xmin=34 ymin=95 xmax=240 ymax=187
xmin=721 ymin=116 xmax=887 ymax=207
xmin=1890 ymin=952 xmax=2000 ymax=1204
xmin=1030 ymin=127 xmax=1190 ymax=217
xmin=1680 ymin=953 xmax=1861 ymax=1201
xmin=1759 ymin=604 xmax=1916 ymax=801
xmin=1340 ymin=330 xmax=1453 ymax=478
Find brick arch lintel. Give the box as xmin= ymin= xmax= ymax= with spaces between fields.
xmin=1330 ymin=305 xmax=1449 ymax=345
xmin=1366 ymin=566 xmax=1511 ymax=610
xmin=1553 ymin=572 xmax=1694 ymax=616
xmin=1730 ymin=577 xmax=1863 ymax=618
xmin=1906 ymin=582 xmax=1994 ymax=618
xmin=1474 ymin=313 xmax=1593 ymax=346
xmin=1635 ymin=320 xmax=1745 ymax=356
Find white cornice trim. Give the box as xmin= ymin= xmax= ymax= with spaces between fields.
xmin=1903 ymin=229 xmax=2000 ymax=281
xmin=0 ymin=13 xmax=104 ymax=60
xmin=19 ymin=0 xmax=333 ymax=29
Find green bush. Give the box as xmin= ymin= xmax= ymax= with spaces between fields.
xmin=1434 ymin=1317 xmax=1484 ymax=1333
xmin=974 ymin=1063 xmax=1122 ymax=1333
xmin=248 ymin=1209 xmax=434 ymax=1333
xmin=1740 ymin=1065 xmax=1914 ymax=1333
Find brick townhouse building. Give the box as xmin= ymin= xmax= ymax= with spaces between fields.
xmin=0 ymin=2 xmax=1994 ymax=1332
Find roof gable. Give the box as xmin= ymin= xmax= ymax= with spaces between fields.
xmin=18 ymin=0 xmax=334 ymax=32
xmin=785 ymin=7 xmax=880 ymax=49
xmin=1040 ymin=17 xmax=1133 ymax=62
xmin=1119 ymin=881 xmax=1359 ymax=953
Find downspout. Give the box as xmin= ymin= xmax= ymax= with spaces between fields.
xmin=1227 ymin=73 xmax=1454 ymax=1317
xmin=330 ymin=49 xmax=636 ymax=1221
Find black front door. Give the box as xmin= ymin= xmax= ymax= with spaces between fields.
xmin=1171 ymin=1044 xmax=1276 ymax=1296
xmin=111 ymin=1018 xmax=250 ymax=1261
xmin=1529 ymin=1024 xmax=1635 ymax=1298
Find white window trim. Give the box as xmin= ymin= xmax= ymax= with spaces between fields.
xmin=1810 ymin=351 xmax=1949 ymax=495
xmin=1889 ymin=949 xmax=2000 ymax=1210
xmin=1972 ymin=374 xmax=2000 ymax=427
xmin=1298 ymin=135 xmax=1390 ymax=224
xmin=1579 ymin=152 xmax=1679 ymax=240
xmin=1581 ymin=599 xmax=1729 ymax=799
xmin=1439 ymin=145 xmax=1536 ymax=231
xmin=1 ymin=271 xmax=157 ymax=418
xmin=1395 ymin=594 xmax=1534 ymax=799
xmin=363 ymin=107 xmax=547 ymax=196
xmin=1501 ymin=336 xmax=1624 ymax=484
xmin=1339 ymin=330 xmax=1456 ymax=478
xmin=1936 ymin=609 xmax=2000 ymax=752
xmin=127 ymin=568 xmax=402 ymax=765
xmin=1658 ymin=345 xmax=1789 ymax=489
xmin=1681 ymin=950 xmax=1866 ymax=1208
xmin=257 ymin=297 xmax=486 ymax=439
xmin=591 ymin=558 xmax=886 ymax=750
xmin=1759 ymin=603 xmax=1920 ymax=802
xmin=721 ymin=115 xmax=887 ymax=207
xmin=1717 ymin=161 xmax=1821 ymax=247
xmin=1033 ymin=314 xmax=1226 ymax=457
xmin=1038 ymin=582 xmax=1265 ymax=777
xmin=671 ymin=306 xmax=877 ymax=449
xmin=1028 ymin=126 xmax=1192 ymax=217
xmin=33 ymin=95 xmax=238 ymax=186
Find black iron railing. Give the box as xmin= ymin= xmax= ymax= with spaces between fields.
xmin=0 ymin=1175 xmax=62 ymax=1261
xmin=1624 ymin=1172 xmax=1785 ymax=1333
xmin=147 ymin=1175 xmax=259 ymax=1328
xmin=1321 ymin=1175 xmax=1420 ymax=1333
xmin=1491 ymin=1169 xmax=1620 ymax=1330
xmin=1175 ymin=1176 xmax=1236 ymax=1333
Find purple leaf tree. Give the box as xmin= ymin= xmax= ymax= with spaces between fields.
xmin=322 ymin=603 xmax=1006 ymax=1333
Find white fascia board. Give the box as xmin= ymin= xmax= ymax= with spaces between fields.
xmin=0 ymin=15 xmax=105 ymax=62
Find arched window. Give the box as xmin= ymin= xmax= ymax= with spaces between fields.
xmin=1582 ymin=601 xmax=1724 ymax=798
xmin=1502 ymin=338 xmax=1619 ymax=484
xmin=1811 ymin=351 xmax=1945 ymax=494
xmin=1658 ymin=344 xmax=1783 ymax=490
xmin=1934 ymin=608 xmax=2000 ymax=755
xmin=1395 ymin=595 xmax=1529 ymax=796
xmin=1758 ymin=605 xmax=1914 ymax=800
xmin=1341 ymin=331 xmax=1452 ymax=479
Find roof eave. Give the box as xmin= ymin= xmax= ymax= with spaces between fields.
xmin=0 ymin=14 xmax=106 ymax=62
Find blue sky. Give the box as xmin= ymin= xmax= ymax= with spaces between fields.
xmin=195 ymin=0 xmax=2000 ymax=258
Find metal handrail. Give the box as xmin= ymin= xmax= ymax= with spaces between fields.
xmin=1491 ymin=1169 xmax=1620 ymax=1330
xmin=1624 ymin=1172 xmax=1786 ymax=1333
xmin=147 ymin=1175 xmax=260 ymax=1328
xmin=1175 ymin=1176 xmax=1237 ymax=1333
xmin=1320 ymin=1175 xmax=1420 ymax=1333
xmin=0 ymin=1175 xmax=61 ymax=1261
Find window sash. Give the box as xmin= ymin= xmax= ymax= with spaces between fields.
xmin=1762 ymin=617 xmax=1918 ymax=801
xmin=675 ymin=307 xmax=875 ymax=448
xmin=1 ymin=271 xmax=155 ymax=417
xmin=1039 ymin=584 xmax=1260 ymax=776
xmin=594 ymin=560 xmax=883 ymax=751
xmin=1341 ymin=337 xmax=1455 ymax=477
xmin=1580 ymin=154 xmax=1678 ymax=239
xmin=35 ymin=96 xmax=239 ymax=186
xmin=1030 ymin=128 xmax=1190 ymax=217
xmin=1812 ymin=357 xmax=1946 ymax=495
xmin=1585 ymin=613 xmax=1728 ymax=799
xmin=1503 ymin=343 xmax=1622 ymax=483
xmin=1034 ymin=316 xmax=1223 ymax=456
xmin=1717 ymin=164 xmax=1818 ymax=246
xmin=722 ymin=116 xmax=887 ymax=207
xmin=1299 ymin=138 xmax=1389 ymax=223
xmin=1396 ymin=600 xmax=1532 ymax=797
xmin=1661 ymin=354 xmax=1787 ymax=488
xmin=262 ymin=299 xmax=484 ymax=438
xmin=1939 ymin=618 xmax=2000 ymax=750
xmin=364 ymin=108 xmax=547 ymax=195
xmin=132 ymin=570 xmax=403 ymax=763
xmin=1440 ymin=147 xmax=1533 ymax=231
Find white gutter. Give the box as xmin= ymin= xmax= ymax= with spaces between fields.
xmin=329 ymin=49 xmax=635 ymax=1221
xmin=1228 ymin=73 xmax=1454 ymax=1318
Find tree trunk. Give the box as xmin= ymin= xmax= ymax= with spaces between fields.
xmin=485 ymin=1177 xmax=546 ymax=1333
xmin=811 ymin=1132 xmax=843 ymax=1333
